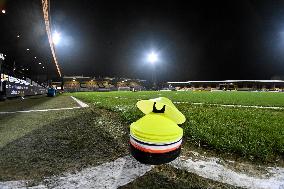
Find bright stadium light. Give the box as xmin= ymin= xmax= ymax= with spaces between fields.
xmin=147 ymin=51 xmax=158 ymax=64
xmin=52 ymin=31 xmax=61 ymax=45
xmin=146 ymin=51 xmax=159 ymax=89
xmin=1 ymin=9 xmax=6 ymax=14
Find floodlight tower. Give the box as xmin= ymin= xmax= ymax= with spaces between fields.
xmin=147 ymin=51 xmax=158 ymax=90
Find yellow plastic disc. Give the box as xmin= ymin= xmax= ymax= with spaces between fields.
xmin=130 ymin=113 xmax=183 ymax=144
xmin=136 ymin=97 xmax=186 ymax=124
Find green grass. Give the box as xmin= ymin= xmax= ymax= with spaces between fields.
xmin=0 ymin=107 xmax=128 ymax=182
xmin=0 ymin=95 xmax=79 ymax=147
xmin=0 ymin=91 xmax=283 ymax=187
xmin=0 ymin=95 xmax=78 ymax=112
xmin=70 ymin=91 xmax=284 ymax=163
xmin=0 ymin=95 xmax=129 ymax=182
xmin=68 ymin=90 xmax=284 ymax=107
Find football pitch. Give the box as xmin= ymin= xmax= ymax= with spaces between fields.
xmin=0 ymin=91 xmax=283 ymax=188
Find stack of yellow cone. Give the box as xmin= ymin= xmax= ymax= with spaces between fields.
xmin=130 ymin=97 xmax=186 ymax=165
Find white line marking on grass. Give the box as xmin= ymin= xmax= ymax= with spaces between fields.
xmin=1 ymin=153 xmax=283 ymax=189
xmin=0 ymin=156 xmax=152 ymax=189
xmin=170 ymin=154 xmax=284 ymax=189
xmin=70 ymin=96 xmax=89 ymax=108
xmin=0 ymin=96 xmax=89 ymax=114
xmin=108 ymin=96 xmax=284 ymax=110
xmin=50 ymin=155 xmax=152 ymax=189
xmin=174 ymin=101 xmax=284 ymax=110
xmin=0 ymin=107 xmax=82 ymax=114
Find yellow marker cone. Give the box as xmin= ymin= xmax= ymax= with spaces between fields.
xmin=136 ymin=97 xmax=186 ymax=124
xmin=130 ymin=97 xmax=186 ymax=165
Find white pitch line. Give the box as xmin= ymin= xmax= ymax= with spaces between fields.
xmin=174 ymin=101 xmax=284 ymax=110
xmin=0 ymin=107 xmax=81 ymax=114
xmin=0 ymin=155 xmax=153 ymax=189
xmin=49 ymin=155 xmax=152 ymax=189
xmin=100 ymin=96 xmax=284 ymax=110
xmin=170 ymin=154 xmax=284 ymax=189
xmin=70 ymin=96 xmax=89 ymax=108
xmin=1 ymin=153 xmax=283 ymax=189
xmin=0 ymin=96 xmax=89 ymax=114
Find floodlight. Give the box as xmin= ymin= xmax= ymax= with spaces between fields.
xmin=52 ymin=31 xmax=61 ymax=45
xmin=147 ymin=52 xmax=158 ymax=64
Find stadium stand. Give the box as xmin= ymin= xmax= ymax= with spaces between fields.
xmin=167 ymin=80 xmax=284 ymax=92
xmin=62 ymin=76 xmax=146 ymax=92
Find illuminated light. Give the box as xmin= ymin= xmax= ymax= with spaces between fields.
xmin=27 ymin=48 xmax=30 ymax=51
xmin=22 ymin=68 xmax=25 ymax=71
xmin=26 ymin=69 xmax=29 ymax=71
xmin=39 ymin=62 xmax=42 ymax=65
xmin=1 ymin=10 xmax=6 ymax=14
xmin=72 ymin=79 xmax=76 ymax=82
xmin=4 ymin=54 xmax=6 ymax=57
xmin=34 ymin=56 xmax=37 ymax=59
xmin=52 ymin=31 xmax=61 ymax=45
xmin=17 ymin=35 xmax=20 ymax=38
xmin=42 ymin=66 xmax=45 ymax=69
xmin=147 ymin=52 xmax=158 ymax=64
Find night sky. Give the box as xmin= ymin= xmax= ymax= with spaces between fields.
xmin=1 ymin=0 xmax=284 ymax=82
